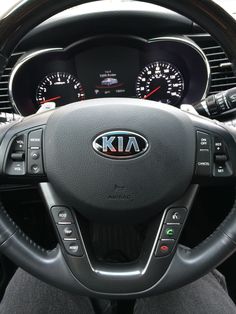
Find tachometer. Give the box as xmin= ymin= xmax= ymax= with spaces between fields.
xmin=136 ymin=61 xmax=184 ymax=106
xmin=36 ymin=72 xmax=85 ymax=107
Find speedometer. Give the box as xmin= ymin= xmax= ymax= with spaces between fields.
xmin=36 ymin=72 xmax=85 ymax=108
xmin=136 ymin=61 xmax=184 ymax=106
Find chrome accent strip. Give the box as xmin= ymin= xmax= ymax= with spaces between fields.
xmin=94 ymin=270 xmax=141 ymax=277
xmin=148 ymin=36 xmax=211 ymax=100
xmin=9 ymin=48 xmax=63 ymax=115
xmin=201 ymin=100 xmax=211 ymax=116
xmin=220 ymin=62 xmax=232 ymax=68
xmin=223 ymin=92 xmax=231 ymax=110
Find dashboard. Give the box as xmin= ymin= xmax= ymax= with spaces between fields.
xmin=10 ymin=35 xmax=209 ymax=116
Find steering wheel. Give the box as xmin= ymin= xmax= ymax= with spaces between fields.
xmin=0 ymin=0 xmax=236 ymax=298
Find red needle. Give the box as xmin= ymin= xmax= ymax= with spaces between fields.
xmin=40 ymin=96 xmax=61 ymax=104
xmin=143 ymin=86 xmax=161 ymax=99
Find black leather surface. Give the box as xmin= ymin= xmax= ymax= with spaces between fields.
xmin=0 ymin=203 xmax=16 ymax=245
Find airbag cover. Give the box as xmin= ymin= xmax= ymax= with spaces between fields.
xmin=44 ymin=98 xmax=195 ymax=220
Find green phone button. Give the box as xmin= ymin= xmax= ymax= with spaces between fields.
xmin=166 ymin=228 xmax=174 ymax=236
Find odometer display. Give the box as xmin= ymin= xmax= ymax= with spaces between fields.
xmin=36 ymin=72 xmax=85 ymax=107
xmin=136 ymin=61 xmax=184 ymax=106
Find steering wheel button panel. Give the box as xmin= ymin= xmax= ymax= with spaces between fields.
xmin=3 ymin=128 xmax=46 ymax=177
xmin=196 ymin=131 xmax=211 ymax=176
xmin=27 ymin=129 xmax=44 ymax=175
xmin=194 ymin=130 xmax=234 ymax=180
xmin=5 ymin=134 xmax=27 ymax=176
xmin=50 ymin=205 xmax=84 ymax=257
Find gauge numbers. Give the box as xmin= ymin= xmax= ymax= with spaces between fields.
xmin=136 ymin=61 xmax=184 ymax=106
xmin=36 ymin=72 xmax=85 ymax=107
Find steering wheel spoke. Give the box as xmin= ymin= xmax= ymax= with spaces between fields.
xmin=39 ymin=182 xmax=198 ymax=294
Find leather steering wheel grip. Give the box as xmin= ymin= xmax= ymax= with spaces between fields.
xmin=0 ymin=201 xmax=91 ymax=295
xmin=0 ymin=0 xmax=235 ymax=297
xmin=0 ymin=196 xmax=236 ymax=296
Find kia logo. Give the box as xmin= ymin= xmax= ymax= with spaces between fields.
xmin=93 ymin=131 xmax=149 ymax=159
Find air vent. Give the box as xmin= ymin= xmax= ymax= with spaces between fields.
xmin=0 ymin=52 xmax=24 ymax=112
xmin=187 ymin=34 xmax=236 ymax=95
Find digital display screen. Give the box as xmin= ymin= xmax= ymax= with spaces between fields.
xmin=75 ymin=45 xmax=140 ymax=99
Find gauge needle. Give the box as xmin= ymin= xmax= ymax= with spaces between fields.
xmin=144 ymin=86 xmax=161 ymax=99
xmin=40 ymin=96 xmax=61 ymax=104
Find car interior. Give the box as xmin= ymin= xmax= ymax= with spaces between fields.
xmin=0 ymin=0 xmax=236 ymax=313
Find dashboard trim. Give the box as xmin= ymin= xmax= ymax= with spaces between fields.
xmin=9 ymin=48 xmax=63 ymax=115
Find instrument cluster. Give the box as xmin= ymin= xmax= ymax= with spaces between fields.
xmin=10 ymin=36 xmax=210 ymax=116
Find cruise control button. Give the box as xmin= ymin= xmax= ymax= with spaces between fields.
xmin=214 ymin=163 xmax=233 ymax=177
xmin=160 ymin=224 xmax=181 ymax=240
xmin=197 ymin=132 xmax=210 ymax=148
xmin=51 ymin=207 xmax=74 ymax=224
xmin=155 ymin=239 xmax=175 ymax=257
xmin=214 ymin=137 xmax=225 ymax=154
xmin=165 ymin=208 xmax=187 ymax=224
xmin=196 ymin=132 xmax=211 ymax=176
